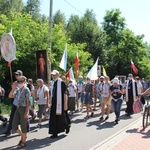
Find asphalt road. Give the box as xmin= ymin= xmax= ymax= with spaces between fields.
xmin=0 ymin=101 xmax=142 ymax=150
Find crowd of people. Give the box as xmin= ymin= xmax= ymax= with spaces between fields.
xmin=0 ymin=69 xmax=150 ymax=148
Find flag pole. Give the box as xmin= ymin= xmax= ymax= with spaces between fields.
xmin=9 ymin=63 xmax=13 ymax=83
xmin=49 ymin=0 xmax=53 ymax=80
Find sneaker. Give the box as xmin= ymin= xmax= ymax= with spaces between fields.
xmin=2 ymin=118 xmax=7 ymax=127
xmin=75 ymin=109 xmax=79 ymax=113
xmin=105 ymin=116 xmax=109 ymax=120
xmin=100 ymin=117 xmax=104 ymax=120
xmin=84 ymin=116 xmax=90 ymax=119
xmin=91 ymin=112 xmax=94 ymax=117
xmin=115 ymin=119 xmax=118 ymax=124
xmin=36 ymin=124 xmax=42 ymax=128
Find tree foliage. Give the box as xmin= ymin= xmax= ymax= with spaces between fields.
xmin=102 ymin=9 xmax=150 ymax=78
xmin=0 ymin=0 xmax=24 ymax=16
xmin=53 ymin=10 xmax=66 ymax=26
xmin=0 ymin=2 xmax=150 ymax=94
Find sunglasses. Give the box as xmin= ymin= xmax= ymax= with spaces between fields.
xmin=15 ymin=74 xmax=20 ymax=76
xmin=17 ymin=80 xmax=25 ymax=83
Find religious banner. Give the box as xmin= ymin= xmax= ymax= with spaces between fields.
xmin=1 ymin=31 xmax=16 ymax=62
xmin=36 ymin=50 xmax=48 ymax=82
xmin=97 ymin=65 xmax=101 ymax=77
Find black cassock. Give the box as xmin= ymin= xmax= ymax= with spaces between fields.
xmin=49 ymin=80 xmax=70 ymax=135
xmin=126 ymin=80 xmax=138 ymax=115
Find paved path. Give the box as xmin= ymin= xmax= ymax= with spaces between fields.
xmin=0 ymin=102 xmax=143 ymax=150
xmin=92 ymin=117 xmax=150 ymax=150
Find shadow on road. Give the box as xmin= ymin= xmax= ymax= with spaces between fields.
xmin=86 ymin=119 xmax=115 ymax=130
xmin=126 ymin=126 xmax=150 ymax=139
xmin=1 ymin=134 xmax=67 ymax=150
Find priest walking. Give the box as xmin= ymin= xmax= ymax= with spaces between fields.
xmin=49 ymin=70 xmax=70 ymax=138
xmin=125 ymin=73 xmax=138 ymax=116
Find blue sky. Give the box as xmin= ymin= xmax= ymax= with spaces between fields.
xmin=24 ymin=0 xmax=150 ymax=43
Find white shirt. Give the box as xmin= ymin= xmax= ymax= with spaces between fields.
xmin=37 ymin=85 xmax=49 ymax=105
xmin=137 ymin=81 xmax=142 ymax=95
xmin=99 ymin=82 xmax=104 ymax=92
xmin=77 ymin=81 xmax=84 ymax=93
xmin=68 ymin=84 xmax=77 ymax=97
xmin=102 ymin=83 xmax=110 ymax=97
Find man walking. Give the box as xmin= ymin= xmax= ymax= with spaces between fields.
xmin=3 ymin=70 xmax=23 ymax=136
xmin=49 ymin=70 xmax=70 ymax=138
xmin=125 ymin=74 xmax=138 ymax=116
xmin=36 ymin=79 xmax=49 ymax=128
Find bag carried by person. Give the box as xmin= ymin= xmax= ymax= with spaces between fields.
xmin=133 ymin=98 xmax=143 ymax=113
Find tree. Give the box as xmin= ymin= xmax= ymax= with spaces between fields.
xmin=102 ymin=9 xmax=150 ymax=78
xmin=0 ymin=0 xmax=24 ymax=16
xmin=51 ymin=23 xmax=93 ymax=77
xmin=67 ymin=9 xmax=107 ymax=64
xmin=102 ymin=9 xmax=126 ymax=47
xmin=53 ymin=10 xmax=66 ymax=26
xmin=0 ymin=13 xmax=51 ymax=85
xmin=24 ymin=0 xmax=41 ymax=22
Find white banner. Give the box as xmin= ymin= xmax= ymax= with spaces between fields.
xmin=1 ymin=32 xmax=16 ymax=62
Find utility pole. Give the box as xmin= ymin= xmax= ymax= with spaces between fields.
xmin=49 ymin=0 xmax=53 ymax=80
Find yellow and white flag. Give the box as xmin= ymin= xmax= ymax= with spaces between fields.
xmin=102 ymin=66 xmax=107 ymax=76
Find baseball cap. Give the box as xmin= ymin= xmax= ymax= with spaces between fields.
xmin=15 ymin=70 xmax=23 ymax=75
xmin=100 ymin=76 xmax=104 ymax=79
xmin=79 ymin=75 xmax=83 ymax=79
xmin=51 ymin=70 xmax=59 ymax=75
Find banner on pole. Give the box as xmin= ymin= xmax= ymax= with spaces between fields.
xmin=36 ymin=50 xmax=48 ymax=82
xmin=1 ymin=32 xmax=16 ymax=62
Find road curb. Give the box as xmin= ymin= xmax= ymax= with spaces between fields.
xmin=89 ymin=116 xmax=142 ymax=150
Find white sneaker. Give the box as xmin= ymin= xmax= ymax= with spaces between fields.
xmin=36 ymin=124 xmax=42 ymax=128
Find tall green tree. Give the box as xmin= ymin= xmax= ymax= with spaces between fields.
xmin=24 ymin=0 xmax=41 ymax=22
xmin=53 ymin=10 xmax=66 ymax=26
xmin=0 ymin=0 xmax=24 ymax=16
xmin=51 ymin=23 xmax=93 ymax=76
xmin=67 ymin=9 xmax=107 ymax=64
xmin=102 ymin=9 xmax=150 ymax=78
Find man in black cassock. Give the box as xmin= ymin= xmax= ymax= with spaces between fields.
xmin=49 ymin=70 xmax=70 ymax=138
xmin=125 ymin=73 xmax=138 ymax=116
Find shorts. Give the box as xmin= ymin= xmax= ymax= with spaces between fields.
xmin=77 ymin=93 xmax=85 ymax=103
xmin=94 ymin=92 xmax=99 ymax=98
xmin=102 ymin=97 xmax=111 ymax=105
xmin=38 ymin=104 xmax=46 ymax=118
xmin=12 ymin=106 xmax=28 ymax=133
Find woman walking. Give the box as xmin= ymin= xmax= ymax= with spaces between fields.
xmin=84 ymin=77 xmax=94 ymax=119
xmin=110 ymin=78 xmax=124 ymax=124
xmin=100 ymin=76 xmax=111 ymax=121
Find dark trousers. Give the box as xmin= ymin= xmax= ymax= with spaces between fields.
xmin=112 ymin=99 xmax=123 ymax=119
xmin=6 ymin=104 xmax=17 ymax=132
xmin=0 ymin=114 xmax=6 ymax=122
xmin=126 ymin=95 xmax=134 ymax=114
